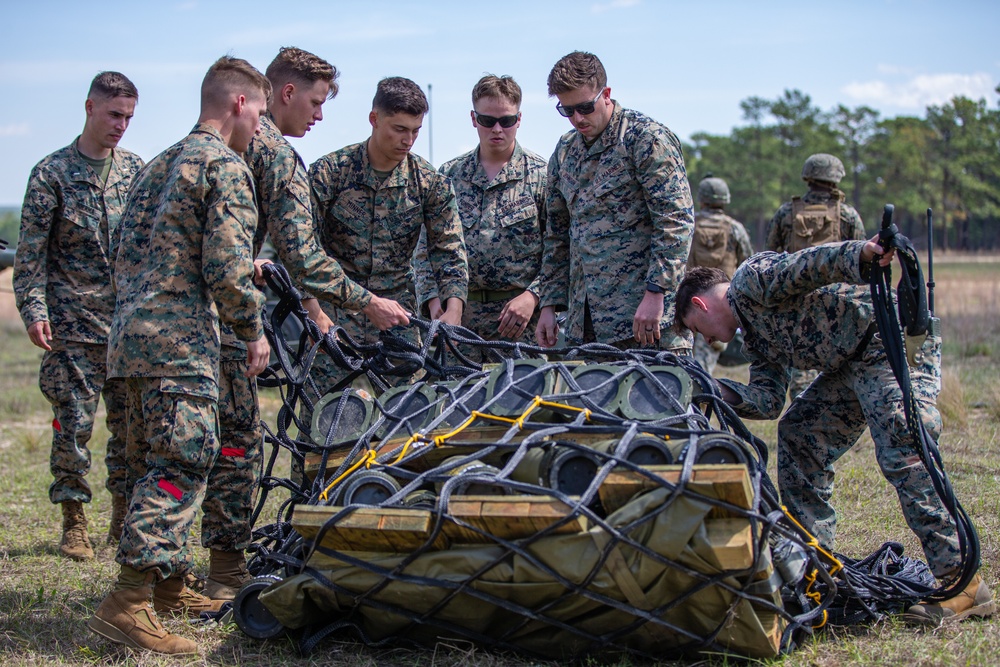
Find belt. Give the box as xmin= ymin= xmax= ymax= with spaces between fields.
xmin=466 ymin=289 xmax=520 ymax=303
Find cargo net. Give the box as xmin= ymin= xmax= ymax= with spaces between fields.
xmin=237 ymin=264 xmax=938 ymax=661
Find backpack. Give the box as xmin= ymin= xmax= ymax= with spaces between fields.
xmin=789 ymin=195 xmax=841 ymax=252
xmin=688 ymin=211 xmax=737 ymax=276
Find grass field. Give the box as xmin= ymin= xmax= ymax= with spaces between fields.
xmin=0 ymin=259 xmax=998 ymax=666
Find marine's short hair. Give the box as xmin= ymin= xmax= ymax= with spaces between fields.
xmin=265 ymin=47 xmax=339 ymax=100
xmin=472 ymin=74 xmax=522 ymax=108
xmin=372 ymin=77 xmax=428 ymax=116
xmin=201 ymin=56 xmax=272 ymax=109
xmin=674 ymin=267 xmax=731 ymax=328
xmin=88 ymin=71 xmax=138 ymax=102
xmin=547 ymin=51 xmax=607 ymax=96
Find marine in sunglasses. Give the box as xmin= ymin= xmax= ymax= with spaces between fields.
xmin=413 ymin=74 xmax=547 ymax=347
xmin=535 ymin=50 xmax=694 ymax=353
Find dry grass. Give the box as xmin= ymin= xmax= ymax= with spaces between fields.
xmin=1 ymin=260 xmax=999 ymax=666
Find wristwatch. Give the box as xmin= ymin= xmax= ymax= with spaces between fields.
xmin=646 ymin=282 xmax=664 ymax=294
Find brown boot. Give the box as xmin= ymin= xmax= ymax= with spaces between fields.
xmin=88 ymin=568 xmax=197 ymax=655
xmin=59 ymin=500 xmax=94 ymax=561
xmin=203 ymin=549 xmax=250 ymax=600
xmin=107 ymin=494 xmax=127 ymax=545
xmin=904 ymin=574 xmax=996 ymax=626
xmin=153 ymin=575 xmax=227 ymax=618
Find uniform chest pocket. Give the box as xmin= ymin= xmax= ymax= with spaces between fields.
xmin=63 ymin=203 xmax=102 ymax=232
xmin=386 ymin=200 xmax=424 ymax=240
xmin=499 ymin=197 xmax=538 ymax=229
xmin=591 ymin=155 xmax=633 ymax=199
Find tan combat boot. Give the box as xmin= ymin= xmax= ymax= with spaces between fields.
xmin=904 ymin=573 xmax=996 ymax=626
xmin=153 ymin=575 xmax=227 ymax=618
xmin=59 ymin=500 xmax=94 ymax=561
xmin=88 ymin=566 xmax=197 ymax=655
xmin=107 ymin=494 xmax=127 ymax=545
xmin=203 ymin=549 xmax=250 ymax=600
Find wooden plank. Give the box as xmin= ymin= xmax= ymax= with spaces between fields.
xmin=597 ymin=464 xmax=753 ymax=516
xmin=292 ymin=505 xmax=449 ymax=552
xmin=703 ymin=518 xmax=754 ymax=570
xmin=444 ymin=495 xmax=584 ymax=543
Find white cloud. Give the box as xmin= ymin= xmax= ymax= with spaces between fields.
xmin=0 ymin=123 xmax=30 ymax=137
xmin=591 ymin=0 xmax=640 ymax=14
xmin=842 ymin=72 xmax=996 ymax=110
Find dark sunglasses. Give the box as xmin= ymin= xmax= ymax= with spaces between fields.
xmin=474 ymin=111 xmax=520 ymax=128
xmin=556 ymin=89 xmax=605 ymax=118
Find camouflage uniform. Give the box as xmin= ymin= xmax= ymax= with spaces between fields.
xmin=109 ymin=123 xmax=264 ymax=581
xmin=688 ymin=207 xmax=753 ymax=374
xmin=14 ymin=139 xmax=143 ymax=504
xmin=718 ymin=242 xmax=958 ymax=576
xmin=309 ymin=141 xmax=468 ymax=393
xmin=413 ymin=141 xmax=546 ymax=344
xmin=206 ymin=115 xmax=374 ymax=551
xmin=539 ymin=102 xmax=694 ymax=348
xmin=765 ymin=187 xmax=866 ymax=398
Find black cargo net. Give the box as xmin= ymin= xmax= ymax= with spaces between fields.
xmin=238 ymin=264 xmax=938 ymax=661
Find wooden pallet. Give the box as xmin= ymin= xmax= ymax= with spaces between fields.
xmin=444 ymin=495 xmax=586 ymax=544
xmin=598 ymin=464 xmax=753 ymax=517
xmin=292 ymin=494 xmax=585 ymax=552
xmin=293 ymin=505 xmax=450 ymax=552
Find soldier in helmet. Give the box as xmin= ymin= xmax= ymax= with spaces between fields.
xmin=687 ymin=174 xmax=753 ymax=374
xmin=765 ymin=153 xmax=865 ymax=399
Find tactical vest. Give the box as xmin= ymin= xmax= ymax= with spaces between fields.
xmin=789 ymin=195 xmax=841 ymax=252
xmin=688 ymin=211 xmax=737 ymax=277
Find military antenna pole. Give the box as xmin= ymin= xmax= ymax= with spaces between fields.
xmin=926 ymin=208 xmax=935 ymax=316
xmin=428 ymin=83 xmax=434 ymax=165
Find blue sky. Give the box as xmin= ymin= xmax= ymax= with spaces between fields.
xmin=0 ymin=0 xmax=997 ymax=206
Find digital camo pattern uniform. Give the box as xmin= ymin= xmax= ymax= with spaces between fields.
xmin=309 ymin=141 xmax=468 ymax=391
xmin=413 ymin=141 xmax=546 ymax=343
xmin=539 ymin=102 xmax=694 ymax=348
xmin=14 ymin=140 xmax=143 ymax=503
xmin=765 ymin=187 xmax=866 ymax=398
xmin=718 ymin=243 xmax=959 ymax=576
xmin=687 ymin=207 xmax=753 ymax=374
xmin=109 ymin=123 xmax=264 ymax=580
xmin=206 ymin=115 xmax=376 ymax=551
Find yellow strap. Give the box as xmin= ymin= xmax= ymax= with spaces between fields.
xmin=781 ymin=506 xmax=843 ymax=629
xmin=322 ymin=397 xmax=594 ymax=500
xmin=319 ymin=449 xmax=378 ymax=501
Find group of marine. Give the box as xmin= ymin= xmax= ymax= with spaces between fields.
xmin=10 ymin=47 xmax=994 ymax=656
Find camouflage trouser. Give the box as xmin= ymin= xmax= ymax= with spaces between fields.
xmin=118 ymin=376 xmax=219 ymax=581
xmin=787 ymin=367 xmax=819 ymax=400
xmin=777 ymin=330 xmax=960 ymax=576
xmin=201 ymin=354 xmax=263 ymax=551
xmin=692 ymin=334 xmax=724 ymax=375
xmin=39 ymin=340 xmax=127 ymax=504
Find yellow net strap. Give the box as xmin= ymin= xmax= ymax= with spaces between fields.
xmin=781 ymin=506 xmax=844 ymax=628
xmin=320 ymin=397 xmax=594 ymax=501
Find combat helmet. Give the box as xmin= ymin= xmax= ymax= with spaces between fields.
xmin=698 ymin=173 xmax=730 ymax=205
xmin=801 ymin=153 xmax=845 ymax=184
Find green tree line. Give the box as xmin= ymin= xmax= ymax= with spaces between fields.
xmin=683 ymin=86 xmax=1000 ymax=252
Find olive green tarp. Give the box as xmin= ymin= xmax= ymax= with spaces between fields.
xmin=260 ymin=485 xmax=785 ymax=660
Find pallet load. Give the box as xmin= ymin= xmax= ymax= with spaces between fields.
xmin=236 ymin=352 xmax=828 ymax=661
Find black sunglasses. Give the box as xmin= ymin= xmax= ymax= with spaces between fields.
xmin=556 ymin=89 xmax=605 ymax=118
xmin=474 ymin=111 xmax=520 ymax=128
